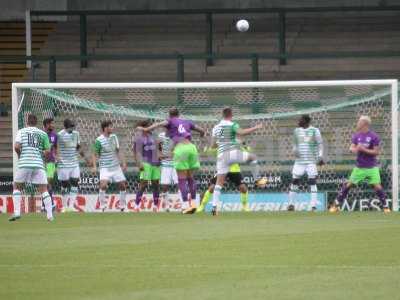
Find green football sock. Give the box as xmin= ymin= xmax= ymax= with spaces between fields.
xmin=240 ymin=192 xmax=249 ymax=205
xmin=198 ymin=190 xmax=212 ymax=211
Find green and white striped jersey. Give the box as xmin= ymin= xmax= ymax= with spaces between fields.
xmin=57 ymin=129 xmax=80 ymax=169
xmin=212 ymin=120 xmax=241 ymax=154
xmin=293 ymin=126 xmax=323 ymax=164
xmin=15 ymin=127 xmax=50 ymax=170
xmin=158 ymin=132 xmax=174 ymax=167
xmin=93 ymin=134 xmax=120 ymax=169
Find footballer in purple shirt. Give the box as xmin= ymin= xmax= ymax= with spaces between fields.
xmin=136 ymin=108 xmax=205 ymax=214
xmin=133 ymin=119 xmax=161 ymax=212
xmin=331 ymin=115 xmax=390 ymax=213
xmin=43 ymin=117 xmax=57 ymax=207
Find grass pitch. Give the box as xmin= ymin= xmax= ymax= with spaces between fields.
xmin=1 ymin=212 xmax=399 ymax=300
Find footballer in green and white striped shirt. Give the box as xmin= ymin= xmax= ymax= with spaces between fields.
xmin=288 ymin=114 xmax=324 ymax=212
xmin=92 ymin=120 xmax=127 ymax=212
xmin=11 ymin=114 xmax=54 ymax=222
xmin=57 ymin=119 xmax=87 ymax=213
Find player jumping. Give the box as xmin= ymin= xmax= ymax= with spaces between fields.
xmin=287 ymin=114 xmax=324 ymax=211
xmin=137 ymin=108 xmax=205 ymax=214
xmin=92 ymin=120 xmax=128 ymax=212
xmin=133 ymin=120 xmax=161 ymax=212
xmin=197 ymin=142 xmax=251 ymax=213
xmin=330 ymin=115 xmax=390 ymax=213
xmin=10 ymin=114 xmax=54 ymax=222
xmin=210 ymin=107 xmax=266 ymax=216
xmin=57 ymin=119 xmax=86 ymax=212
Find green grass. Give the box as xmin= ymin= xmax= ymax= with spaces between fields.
xmin=1 ymin=212 xmax=399 ymax=300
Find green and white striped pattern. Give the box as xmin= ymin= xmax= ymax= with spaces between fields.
xmin=212 ymin=120 xmax=241 ymax=154
xmin=15 ymin=127 xmax=50 ymax=170
xmin=158 ymin=132 xmax=174 ymax=167
xmin=293 ymin=126 xmax=323 ymax=164
xmin=57 ymin=129 xmax=80 ymax=169
xmin=93 ymin=134 xmax=120 ymax=169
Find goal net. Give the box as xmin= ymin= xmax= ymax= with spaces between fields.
xmin=12 ymin=81 xmax=399 ymax=212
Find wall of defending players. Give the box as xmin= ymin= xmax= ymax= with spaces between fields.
xmin=0 ymin=172 xmax=393 ymax=213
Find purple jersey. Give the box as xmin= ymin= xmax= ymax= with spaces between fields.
xmin=133 ymin=133 xmax=160 ymax=166
xmin=351 ymin=131 xmax=380 ymax=168
xmin=47 ymin=131 xmax=57 ymax=162
xmin=166 ymin=117 xmax=195 ymax=143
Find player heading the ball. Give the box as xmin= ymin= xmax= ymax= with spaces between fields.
xmin=136 ymin=108 xmax=205 ymax=214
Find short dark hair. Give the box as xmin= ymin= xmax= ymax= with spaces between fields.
xmin=137 ymin=119 xmax=151 ymax=128
xmin=169 ymin=108 xmax=179 ymax=117
xmin=222 ymin=107 xmax=233 ymax=118
xmin=101 ymin=120 xmax=112 ymax=131
xmin=64 ymin=119 xmax=75 ymax=129
xmin=301 ymin=114 xmax=311 ymax=124
xmin=27 ymin=114 xmax=37 ymax=126
xmin=43 ymin=117 xmax=54 ymax=127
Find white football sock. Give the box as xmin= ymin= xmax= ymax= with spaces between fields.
xmin=310 ymin=185 xmax=318 ymax=209
xmin=119 ymin=190 xmax=127 ymax=209
xmin=99 ymin=190 xmax=106 ymax=209
xmin=69 ymin=186 xmax=78 ymax=209
xmin=12 ymin=190 xmax=22 ymax=217
xmin=212 ymin=185 xmax=222 ymax=209
xmin=42 ymin=191 xmax=53 ymax=220
xmin=288 ymin=184 xmax=298 ymax=206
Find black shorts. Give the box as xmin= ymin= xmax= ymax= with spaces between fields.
xmin=210 ymin=172 xmax=243 ymax=187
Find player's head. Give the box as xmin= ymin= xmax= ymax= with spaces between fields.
xmin=137 ymin=119 xmax=151 ymax=134
xmin=169 ymin=108 xmax=179 ymax=118
xmin=298 ymin=114 xmax=311 ymax=128
xmin=27 ymin=114 xmax=37 ymax=126
xmin=101 ymin=120 xmax=113 ymax=134
xmin=43 ymin=117 xmax=54 ymax=131
xmin=356 ymin=115 xmax=371 ymax=131
xmin=222 ymin=107 xmax=233 ymax=120
xmin=64 ymin=119 xmax=75 ymax=133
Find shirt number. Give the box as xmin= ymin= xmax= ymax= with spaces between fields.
xmin=178 ymin=124 xmax=186 ymax=134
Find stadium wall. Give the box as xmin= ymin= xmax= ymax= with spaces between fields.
xmin=1 ymin=0 xmax=399 ymax=20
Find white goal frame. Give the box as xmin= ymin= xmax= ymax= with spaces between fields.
xmin=12 ymin=80 xmax=399 ymax=211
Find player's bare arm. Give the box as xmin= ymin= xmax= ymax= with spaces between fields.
xmin=193 ymin=125 xmax=206 ymax=137
xmin=116 ymin=148 xmax=127 ymax=172
xmin=357 ymin=145 xmax=380 ymax=156
xmin=237 ymin=123 xmax=262 ymax=136
xmin=137 ymin=120 xmax=168 ymax=132
xmin=14 ymin=142 xmax=21 ymax=158
xmin=91 ymin=153 xmax=98 ymax=174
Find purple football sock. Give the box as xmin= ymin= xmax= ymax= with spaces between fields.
xmin=336 ymin=183 xmax=350 ymax=205
xmin=187 ymin=177 xmax=196 ymax=200
xmin=178 ymin=178 xmax=188 ymax=202
xmin=135 ymin=190 xmax=144 ymax=205
xmin=375 ymin=188 xmax=388 ymax=208
xmin=153 ymin=190 xmax=160 ymax=206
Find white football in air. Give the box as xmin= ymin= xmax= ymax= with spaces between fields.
xmin=236 ymin=19 xmax=249 ymax=32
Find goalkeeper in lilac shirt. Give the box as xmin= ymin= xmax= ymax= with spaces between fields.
xmin=137 ymin=108 xmax=205 ymax=214
xmin=330 ymin=115 xmax=390 ymax=213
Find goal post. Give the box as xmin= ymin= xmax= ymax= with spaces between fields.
xmin=12 ymin=80 xmax=399 ymax=212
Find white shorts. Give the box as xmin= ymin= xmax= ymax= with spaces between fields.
xmin=57 ymin=167 xmax=80 ymax=181
xmin=14 ymin=168 xmax=48 ymax=185
xmin=100 ymin=166 xmax=126 ymax=183
xmin=292 ymin=163 xmax=318 ymax=179
xmin=160 ymin=166 xmax=178 ymax=185
xmin=217 ymin=149 xmax=250 ymax=175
